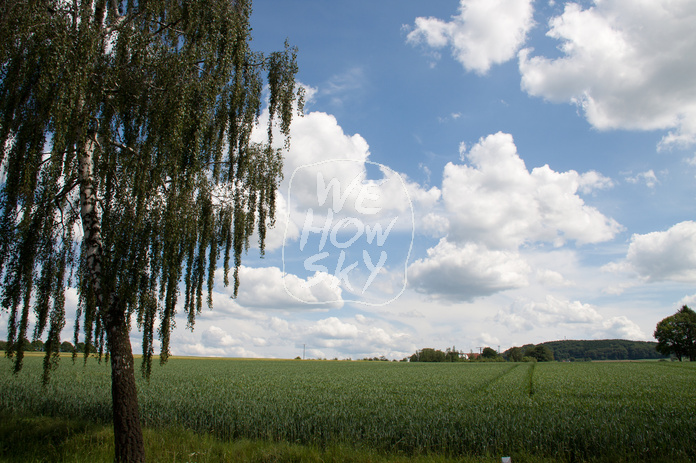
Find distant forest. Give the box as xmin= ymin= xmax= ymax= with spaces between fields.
xmin=506 ymin=339 xmax=667 ymax=361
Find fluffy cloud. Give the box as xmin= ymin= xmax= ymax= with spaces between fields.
xmin=278 ymin=111 xmax=370 ymax=202
xmin=536 ymin=269 xmax=573 ymax=287
xmin=308 ymin=317 xmax=360 ymax=340
xmin=443 ymin=132 xmax=621 ymax=249
xmin=300 ymin=316 xmax=413 ymax=357
xmin=407 ymin=0 xmax=535 ymax=74
xmin=170 ymin=303 xmax=416 ymax=360
xmin=248 ymin=110 xmax=372 ymax=252
xmin=256 ymin=105 xmax=417 ymax=217
xmin=612 ymin=221 xmax=696 ymax=283
xmin=252 ymin=107 xmax=439 ymax=269
xmin=500 ymin=295 xmax=602 ymax=329
xmin=595 ymin=316 xmax=646 ymax=341
xmin=407 ymin=132 xmax=620 ymax=301
xmin=275 ymin=110 xmax=438 ymax=229
xmin=201 ymin=326 xmax=239 ymax=347
xmin=519 ymin=0 xmax=696 ymax=147
xmin=213 ymin=265 xmax=344 ymax=309
xmin=577 ymin=170 xmax=615 ymax=194
xmin=178 ymin=343 xmax=262 ymax=358
xmin=174 ymin=325 xmax=265 ymax=358
xmin=677 ymin=294 xmax=696 ymax=308
xmin=250 ymin=108 xmax=444 ymax=303
xmin=408 ymin=238 xmax=530 ymax=301
xmin=496 ymin=295 xmax=646 ymax=339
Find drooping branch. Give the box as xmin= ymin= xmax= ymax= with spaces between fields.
xmin=1 ymin=4 xmax=302 ymax=459
xmin=54 ymin=177 xmax=80 ymax=204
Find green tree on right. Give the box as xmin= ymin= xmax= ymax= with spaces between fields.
xmin=654 ymin=305 xmax=696 ymax=361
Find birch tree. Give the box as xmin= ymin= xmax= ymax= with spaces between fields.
xmin=0 ymin=1 xmax=302 ymax=461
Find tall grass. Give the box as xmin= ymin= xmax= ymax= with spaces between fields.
xmin=1 ymin=356 xmax=695 ymax=461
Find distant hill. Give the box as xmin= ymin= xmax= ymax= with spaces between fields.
xmin=505 ymin=339 xmax=667 ymax=361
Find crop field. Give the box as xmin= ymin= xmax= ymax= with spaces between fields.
xmin=1 ymin=356 xmax=695 ymax=462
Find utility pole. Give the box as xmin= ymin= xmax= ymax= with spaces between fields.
xmin=303 ymin=344 xmax=306 ymax=360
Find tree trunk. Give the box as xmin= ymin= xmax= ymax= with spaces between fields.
xmin=106 ymin=307 xmax=145 ymax=463
xmin=79 ymin=134 xmax=145 ymax=462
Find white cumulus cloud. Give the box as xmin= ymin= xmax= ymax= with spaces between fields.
xmin=407 ymin=0 xmax=535 ymax=74
xmin=596 ymin=316 xmax=646 ymax=340
xmin=406 ymin=132 xmax=620 ymax=301
xmin=496 ymin=295 xmax=647 ymax=339
xmin=297 ymin=317 xmax=414 ymax=358
xmin=578 ymin=170 xmax=615 ymax=194
xmin=615 ymin=221 xmax=696 ymax=283
xmin=211 ymin=265 xmax=344 ymax=310
xmin=308 ymin=317 xmax=360 ymax=339
xmin=519 ymin=0 xmax=696 ymax=148
xmin=443 ymin=132 xmax=621 ymax=249
xmin=201 ymin=326 xmax=239 ymax=347
xmin=408 ymin=239 xmax=530 ymax=301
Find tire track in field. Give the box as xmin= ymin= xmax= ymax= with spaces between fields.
xmin=526 ymin=362 xmax=536 ymax=399
xmin=472 ymin=364 xmax=520 ymax=393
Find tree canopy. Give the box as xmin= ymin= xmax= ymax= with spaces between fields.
xmin=410 ymin=347 xmax=447 ymax=362
xmin=0 ymin=1 xmax=302 ymax=460
xmin=1 ymin=0 xmax=303 ymax=373
xmin=481 ymin=347 xmax=499 ymax=359
xmin=654 ymin=305 xmax=696 ymax=361
xmin=524 ymin=345 xmax=554 ymax=362
xmin=506 ymin=346 xmax=523 ymax=362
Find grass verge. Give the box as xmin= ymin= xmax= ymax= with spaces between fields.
xmin=2 ymin=410 xmax=672 ymax=462
xmin=0 ymin=412 xmax=529 ymax=463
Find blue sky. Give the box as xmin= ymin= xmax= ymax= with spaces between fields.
xmin=173 ymin=0 xmax=696 ymax=359
xmin=6 ymin=0 xmax=695 ymax=360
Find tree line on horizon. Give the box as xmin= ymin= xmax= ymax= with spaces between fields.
xmin=408 ymin=306 xmax=696 ymax=364
xmin=407 ymin=344 xmax=554 ymax=363
xmin=0 ymin=338 xmax=83 ymax=354
xmin=406 ymin=339 xmax=673 ymax=363
xmin=515 ymin=339 xmax=666 ymax=362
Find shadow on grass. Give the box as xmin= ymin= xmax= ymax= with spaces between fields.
xmin=0 ymin=411 xmax=113 ymax=462
xmin=0 ymin=411 xmax=542 ymax=463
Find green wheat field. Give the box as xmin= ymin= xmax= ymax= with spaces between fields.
xmin=1 ymin=356 xmax=695 ymax=462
